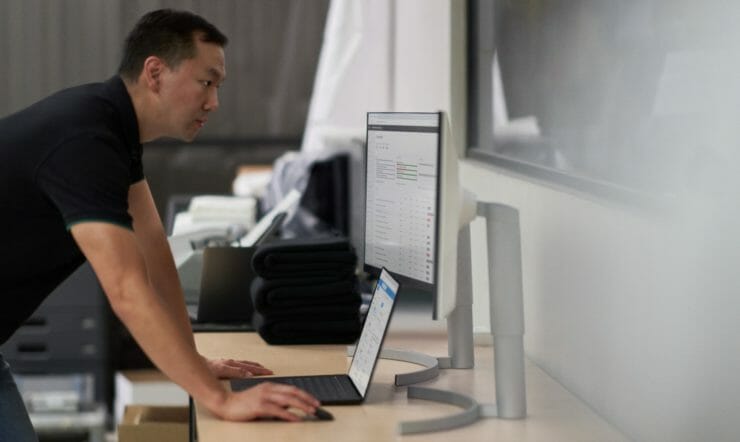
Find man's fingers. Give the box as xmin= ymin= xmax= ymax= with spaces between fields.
xmin=218 ymin=382 xmax=320 ymax=422
xmin=209 ymin=358 xmax=274 ymax=378
xmin=223 ymin=359 xmax=273 ymax=375
xmin=269 ymin=393 xmax=318 ymax=416
xmin=258 ymin=383 xmax=319 ymax=419
xmin=223 ymin=358 xmax=266 ymax=368
xmin=247 ymin=365 xmax=273 ymax=375
xmin=266 ymin=383 xmax=320 ymax=409
xmin=237 ymin=364 xmax=272 ymax=375
xmin=258 ymin=403 xmax=302 ymax=422
xmin=242 ymin=360 xmax=266 ymax=368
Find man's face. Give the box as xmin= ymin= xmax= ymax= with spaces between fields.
xmin=157 ymin=39 xmax=226 ymax=141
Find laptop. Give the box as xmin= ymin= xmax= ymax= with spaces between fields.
xmin=230 ymin=267 xmax=401 ymax=405
xmin=186 ymin=212 xmax=287 ymax=326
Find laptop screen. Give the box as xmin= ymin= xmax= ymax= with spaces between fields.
xmin=348 ymin=268 xmax=400 ymax=397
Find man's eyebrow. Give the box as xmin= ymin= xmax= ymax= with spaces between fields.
xmin=208 ymin=67 xmax=225 ymax=81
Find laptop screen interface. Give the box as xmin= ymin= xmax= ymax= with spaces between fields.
xmin=348 ymin=269 xmax=399 ymax=396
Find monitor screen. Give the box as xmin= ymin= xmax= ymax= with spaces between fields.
xmin=363 ymin=112 xmax=441 ymax=293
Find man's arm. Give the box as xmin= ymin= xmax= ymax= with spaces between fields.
xmin=127 ymin=180 xmax=193 ymax=342
xmin=70 ymin=221 xmax=319 ymax=421
xmin=126 ymin=180 xmax=270 ymax=377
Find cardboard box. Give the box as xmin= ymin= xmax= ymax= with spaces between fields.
xmin=118 ymin=405 xmax=189 ymax=442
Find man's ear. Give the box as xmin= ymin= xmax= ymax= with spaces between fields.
xmin=141 ymin=56 xmax=166 ymax=92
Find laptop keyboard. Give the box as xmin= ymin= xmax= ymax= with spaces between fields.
xmin=232 ymin=375 xmax=359 ymax=402
xmin=286 ymin=376 xmax=355 ymax=401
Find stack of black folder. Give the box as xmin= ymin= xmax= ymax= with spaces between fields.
xmin=250 ymin=236 xmax=361 ymax=345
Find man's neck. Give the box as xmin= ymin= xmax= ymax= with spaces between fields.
xmin=121 ymin=75 xmax=160 ymax=143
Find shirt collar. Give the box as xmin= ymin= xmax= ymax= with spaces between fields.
xmin=103 ymin=76 xmax=142 ymax=153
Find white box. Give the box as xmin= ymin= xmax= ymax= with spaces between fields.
xmin=114 ymin=370 xmax=188 ymax=426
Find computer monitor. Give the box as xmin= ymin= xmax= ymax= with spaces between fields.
xmin=362 ymin=112 xmax=527 ymax=427
xmin=363 ymin=111 xmax=469 ymax=365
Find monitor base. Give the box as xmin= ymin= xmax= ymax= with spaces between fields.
xmin=346 ymin=346 xmax=440 ymax=385
xmin=398 ymin=201 xmax=528 ymax=433
xmin=398 ymin=386 xmax=506 ymax=435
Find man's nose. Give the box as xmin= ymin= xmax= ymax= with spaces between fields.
xmin=204 ymin=88 xmax=219 ymax=112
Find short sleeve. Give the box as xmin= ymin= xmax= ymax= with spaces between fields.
xmin=36 ymin=135 xmax=135 ymax=230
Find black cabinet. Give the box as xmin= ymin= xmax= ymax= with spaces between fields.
xmin=0 ymin=263 xmax=112 ymax=409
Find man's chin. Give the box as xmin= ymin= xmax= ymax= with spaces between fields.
xmin=150 ymin=134 xmax=197 ymax=143
xmin=154 ymin=128 xmax=200 ymax=143
xmin=179 ymin=130 xmax=200 ymax=143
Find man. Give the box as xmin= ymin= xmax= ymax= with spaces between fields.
xmin=0 ymin=9 xmax=319 ymax=440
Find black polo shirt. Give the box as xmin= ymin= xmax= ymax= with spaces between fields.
xmin=0 ymin=76 xmax=144 ymax=345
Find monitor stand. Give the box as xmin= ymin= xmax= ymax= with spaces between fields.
xmin=398 ymin=201 xmax=526 ymax=434
xmin=347 ymin=201 xmax=527 ymax=434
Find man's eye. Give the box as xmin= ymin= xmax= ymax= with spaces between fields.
xmin=201 ymin=80 xmax=212 ymax=88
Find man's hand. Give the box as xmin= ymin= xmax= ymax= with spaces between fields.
xmin=216 ymin=383 xmax=320 ymax=422
xmin=205 ymin=357 xmax=274 ymax=378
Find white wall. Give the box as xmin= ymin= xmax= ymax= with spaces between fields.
xmin=461 ymin=160 xmax=740 ymax=441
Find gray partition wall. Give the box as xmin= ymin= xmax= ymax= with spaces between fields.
xmin=0 ymin=0 xmax=328 ymax=140
xmin=0 ymin=0 xmax=329 ymax=214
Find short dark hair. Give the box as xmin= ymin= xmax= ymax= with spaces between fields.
xmin=118 ymin=9 xmax=228 ymax=82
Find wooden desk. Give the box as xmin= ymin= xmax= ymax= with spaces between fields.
xmin=193 ymin=320 xmax=629 ymax=441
